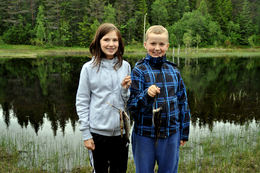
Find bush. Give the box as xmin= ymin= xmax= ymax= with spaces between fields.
xmin=2 ymin=24 xmax=32 ymax=45
xmin=0 ymin=36 xmax=4 ymax=45
xmin=248 ymin=35 xmax=258 ymax=47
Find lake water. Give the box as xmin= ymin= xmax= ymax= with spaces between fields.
xmin=0 ymin=56 xmax=259 ymax=171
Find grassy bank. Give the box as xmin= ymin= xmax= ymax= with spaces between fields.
xmin=0 ymin=122 xmax=259 ymax=173
xmin=1 ymin=44 xmax=260 ymax=58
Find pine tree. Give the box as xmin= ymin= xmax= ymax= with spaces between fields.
xmin=215 ymin=0 xmax=233 ymax=32
xmin=0 ymin=0 xmax=8 ymax=34
xmin=35 ymin=5 xmax=46 ymax=45
xmin=114 ymin=0 xmax=135 ymax=25
xmin=78 ymin=16 xmax=92 ymax=47
xmin=87 ymin=0 xmax=105 ymax=23
xmin=151 ymin=0 xmax=168 ymax=26
xmin=198 ymin=0 xmax=208 ymax=16
xmin=65 ymin=0 xmax=89 ymax=45
xmin=132 ymin=0 xmax=148 ymax=42
xmin=238 ymin=0 xmax=254 ymax=45
xmin=103 ymin=4 xmax=116 ymax=24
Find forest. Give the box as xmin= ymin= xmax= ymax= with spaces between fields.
xmin=0 ymin=0 xmax=259 ymax=48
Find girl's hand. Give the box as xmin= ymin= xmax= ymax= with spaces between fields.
xmin=148 ymin=85 xmax=160 ymax=97
xmin=84 ymin=139 xmax=95 ymax=150
xmin=121 ymin=75 xmax=131 ymax=89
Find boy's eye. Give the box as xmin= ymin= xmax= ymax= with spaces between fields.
xmin=160 ymin=43 xmax=165 ymax=46
xmin=151 ymin=43 xmax=156 ymax=45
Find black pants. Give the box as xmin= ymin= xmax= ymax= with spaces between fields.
xmin=91 ymin=133 xmax=129 ymax=173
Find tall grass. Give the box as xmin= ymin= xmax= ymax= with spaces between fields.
xmin=0 ymin=112 xmax=93 ymax=173
xmin=1 ymin=120 xmax=259 ymax=172
xmin=178 ymin=121 xmax=260 ymax=173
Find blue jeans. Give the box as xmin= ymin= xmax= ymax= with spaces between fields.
xmin=132 ymin=131 xmax=180 ymax=173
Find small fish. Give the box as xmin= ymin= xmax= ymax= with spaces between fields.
xmin=122 ymin=110 xmax=131 ymax=144
xmin=119 ymin=110 xmax=124 ymax=138
xmin=107 ymin=102 xmax=131 ymax=144
xmin=152 ymin=106 xmax=162 ymax=146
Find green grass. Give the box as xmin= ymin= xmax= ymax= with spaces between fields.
xmin=1 ymin=44 xmax=260 ymax=58
xmin=0 ymin=44 xmax=90 ymax=58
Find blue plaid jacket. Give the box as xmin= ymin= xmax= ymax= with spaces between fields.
xmin=127 ymin=54 xmax=190 ymax=141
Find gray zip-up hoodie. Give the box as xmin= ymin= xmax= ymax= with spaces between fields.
xmin=76 ymin=57 xmax=131 ymax=141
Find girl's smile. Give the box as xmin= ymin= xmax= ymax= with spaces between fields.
xmin=100 ymin=31 xmax=119 ymax=59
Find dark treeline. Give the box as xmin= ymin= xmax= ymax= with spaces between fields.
xmin=0 ymin=0 xmax=259 ymax=48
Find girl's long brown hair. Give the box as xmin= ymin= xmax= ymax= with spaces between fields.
xmin=89 ymin=23 xmax=124 ymax=71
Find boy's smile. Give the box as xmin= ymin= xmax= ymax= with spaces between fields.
xmin=144 ymin=33 xmax=169 ymax=58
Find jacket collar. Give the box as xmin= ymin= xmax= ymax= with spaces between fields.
xmin=144 ymin=54 xmax=166 ymax=67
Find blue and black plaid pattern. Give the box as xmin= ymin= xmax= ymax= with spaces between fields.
xmin=127 ymin=54 xmax=190 ymax=141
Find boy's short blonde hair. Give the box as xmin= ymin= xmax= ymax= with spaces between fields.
xmin=145 ymin=25 xmax=169 ymax=42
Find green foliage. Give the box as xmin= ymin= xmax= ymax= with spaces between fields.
xmin=151 ymin=0 xmax=168 ymax=26
xmin=226 ymin=21 xmax=241 ymax=45
xmin=215 ymin=0 xmax=233 ymax=32
xmin=170 ymin=10 xmax=223 ymax=47
xmin=34 ymin=5 xmax=46 ymax=46
xmin=115 ymin=0 xmax=135 ymax=26
xmin=183 ymin=30 xmax=193 ymax=48
xmin=103 ymin=4 xmax=116 ymax=24
xmin=59 ymin=20 xmax=72 ymax=46
xmin=124 ymin=18 xmax=137 ymax=44
xmin=87 ymin=0 xmax=105 ymax=22
xmin=0 ymin=0 xmax=258 ymax=47
xmin=248 ymin=34 xmax=257 ymax=47
xmin=198 ymin=0 xmax=208 ymax=16
xmin=2 ymin=23 xmax=32 ymax=45
xmin=90 ymin=19 xmax=100 ymax=41
xmin=78 ymin=16 xmax=92 ymax=47
xmin=194 ymin=34 xmax=201 ymax=48
xmin=238 ymin=0 xmax=254 ymax=45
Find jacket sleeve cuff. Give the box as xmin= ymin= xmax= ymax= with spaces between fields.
xmin=180 ymin=135 xmax=189 ymax=141
xmin=144 ymin=88 xmax=154 ymax=105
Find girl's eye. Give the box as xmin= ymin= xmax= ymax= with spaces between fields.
xmin=113 ymin=39 xmax=118 ymax=42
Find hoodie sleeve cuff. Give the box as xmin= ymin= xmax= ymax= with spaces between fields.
xmin=81 ymin=129 xmax=92 ymax=141
xmin=121 ymin=87 xmax=128 ymax=97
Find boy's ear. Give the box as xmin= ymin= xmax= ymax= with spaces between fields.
xmin=144 ymin=42 xmax=147 ymax=49
xmin=166 ymin=43 xmax=169 ymax=49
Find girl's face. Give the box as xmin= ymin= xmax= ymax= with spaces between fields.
xmin=100 ymin=30 xmax=119 ymax=59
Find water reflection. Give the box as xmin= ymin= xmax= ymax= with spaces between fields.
xmin=0 ymin=57 xmax=89 ymax=135
xmin=0 ymin=56 xmax=260 ymax=135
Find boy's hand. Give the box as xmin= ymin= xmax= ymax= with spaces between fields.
xmin=148 ymin=85 xmax=160 ymax=97
xmin=121 ymin=75 xmax=131 ymax=89
xmin=180 ymin=140 xmax=186 ymax=146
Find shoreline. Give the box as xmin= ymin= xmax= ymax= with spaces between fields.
xmin=1 ymin=45 xmax=260 ymax=58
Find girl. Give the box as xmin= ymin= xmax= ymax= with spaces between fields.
xmin=76 ymin=23 xmax=131 ymax=173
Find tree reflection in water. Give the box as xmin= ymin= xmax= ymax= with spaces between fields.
xmin=0 ymin=56 xmax=259 ymax=135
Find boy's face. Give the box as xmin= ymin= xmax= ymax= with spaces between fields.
xmin=144 ymin=33 xmax=169 ymax=58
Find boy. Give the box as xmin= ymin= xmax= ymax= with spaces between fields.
xmin=127 ymin=25 xmax=190 ymax=173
